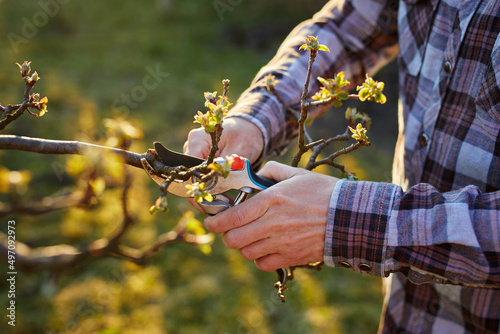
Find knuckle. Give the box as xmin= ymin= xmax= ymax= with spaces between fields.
xmin=187 ymin=127 xmax=204 ymax=139
xmin=204 ymin=218 xmax=223 ymax=234
xmin=222 ymin=231 xmax=240 ymax=249
xmin=260 ymin=161 xmax=278 ymax=175
xmin=266 ymin=189 xmax=287 ymax=206
xmin=203 ymin=221 xmax=216 ymax=233
xmin=265 ymin=160 xmax=280 ymax=168
xmin=186 ymin=129 xmax=207 ymax=146
xmin=239 ymin=246 xmax=255 ymax=261
xmin=231 ymin=208 xmax=246 ymax=229
xmin=254 ymin=258 xmax=275 ymax=272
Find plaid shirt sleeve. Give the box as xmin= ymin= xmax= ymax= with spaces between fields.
xmin=225 ymin=0 xmax=500 ymax=331
xmin=325 ymin=179 xmax=500 ymax=288
xmin=226 ymin=0 xmax=399 ymax=165
xmin=224 ymin=0 xmax=500 ymax=331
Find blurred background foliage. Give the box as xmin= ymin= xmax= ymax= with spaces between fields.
xmin=0 ymin=0 xmax=399 ymax=333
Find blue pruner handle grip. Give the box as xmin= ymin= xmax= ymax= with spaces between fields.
xmin=247 ymin=164 xmax=277 ymax=189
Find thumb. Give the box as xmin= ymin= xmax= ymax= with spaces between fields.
xmin=257 ymin=161 xmax=306 ymax=182
xmin=183 ymin=128 xmax=210 ymax=159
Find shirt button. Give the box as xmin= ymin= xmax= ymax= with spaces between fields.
xmin=419 ymin=132 xmax=429 ymax=146
xmin=444 ymin=61 xmax=452 ymax=74
xmin=338 ymin=261 xmax=352 ymax=269
xmin=358 ymin=264 xmax=372 ymax=272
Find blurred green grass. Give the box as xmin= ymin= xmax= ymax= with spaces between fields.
xmin=0 ymin=0 xmax=399 ymax=333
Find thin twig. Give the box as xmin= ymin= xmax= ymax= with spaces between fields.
xmin=222 ymin=79 xmax=230 ymax=98
xmin=0 ymin=80 xmax=33 ymax=130
xmin=106 ymin=168 xmax=135 ymax=250
xmin=206 ymin=125 xmax=222 ymax=165
xmin=291 ymin=51 xmax=317 ymax=167
xmin=267 ymin=85 xmax=313 ymax=144
xmin=307 ymin=140 xmax=369 ymax=171
xmin=306 ymin=128 xmax=351 ymax=170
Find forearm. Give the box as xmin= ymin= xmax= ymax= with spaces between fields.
xmin=325 ymin=179 xmax=500 ymax=287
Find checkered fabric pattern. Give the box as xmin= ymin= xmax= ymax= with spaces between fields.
xmin=227 ymin=0 xmax=500 ymax=332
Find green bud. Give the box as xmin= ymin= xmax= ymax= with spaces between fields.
xmin=264 ymin=74 xmax=279 ymax=91
xmin=356 ymin=74 xmax=387 ymax=104
xmin=312 ymin=73 xmax=350 ymax=106
xmin=30 ymin=71 xmax=40 ymax=82
xmin=349 ymin=123 xmax=370 ymax=144
xmin=186 ymin=182 xmax=213 ymax=203
xmin=150 ymin=195 xmax=169 ymax=214
xmin=16 ymin=61 xmax=31 ymax=77
xmin=299 ymin=35 xmax=330 ymax=53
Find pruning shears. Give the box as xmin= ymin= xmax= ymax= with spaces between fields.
xmin=141 ymin=142 xmax=289 ymax=287
xmin=141 ymin=142 xmax=276 ymax=215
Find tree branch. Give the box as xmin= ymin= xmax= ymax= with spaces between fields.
xmin=112 ymin=229 xmax=213 ymax=266
xmin=306 ymin=128 xmax=351 ymax=171
xmin=0 ymin=81 xmax=32 ymax=130
xmin=291 ymin=51 xmax=317 ymax=167
xmin=0 ymin=190 xmax=94 ymax=218
xmin=0 ymin=163 xmax=213 ymax=272
xmin=307 ymin=140 xmax=370 ymax=171
xmin=0 ymin=135 xmax=147 ymax=169
xmin=269 ymin=85 xmax=314 ymax=145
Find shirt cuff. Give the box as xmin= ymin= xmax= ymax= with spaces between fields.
xmin=324 ymin=179 xmax=397 ymax=277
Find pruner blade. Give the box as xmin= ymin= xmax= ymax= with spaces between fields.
xmin=140 ymin=142 xmax=205 ymax=197
xmin=142 ymin=142 xmax=276 ymax=214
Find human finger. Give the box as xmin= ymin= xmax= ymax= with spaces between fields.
xmin=254 ymin=253 xmax=287 ymax=272
xmin=203 ymin=193 xmax=270 ymax=234
xmin=183 ymin=127 xmax=210 ymax=159
xmin=257 ymin=160 xmax=307 ymax=182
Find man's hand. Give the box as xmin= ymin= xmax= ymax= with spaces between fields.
xmin=204 ymin=161 xmax=338 ymax=272
xmin=184 ymin=117 xmax=264 ymax=163
xmin=183 ymin=117 xmax=265 ymax=213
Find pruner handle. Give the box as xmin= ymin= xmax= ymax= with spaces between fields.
xmin=199 ymin=166 xmax=276 ymax=216
xmin=198 ymin=191 xmax=249 ymax=216
xmin=198 ymin=198 xmax=232 ymax=216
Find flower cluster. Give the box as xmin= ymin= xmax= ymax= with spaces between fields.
xmin=208 ymin=155 xmax=234 ymax=178
xmin=29 ymin=94 xmax=49 ymax=117
xmin=149 ymin=195 xmax=169 ymax=214
xmin=264 ymin=74 xmax=279 ymax=92
xmin=194 ymin=91 xmax=232 ymax=133
xmin=186 ymin=182 xmax=213 ymax=203
xmin=312 ymin=72 xmax=350 ymax=107
xmin=357 ymin=74 xmax=387 ymax=104
xmin=15 ymin=61 xmax=49 ymax=117
xmin=16 ymin=61 xmax=30 ymax=76
xmin=299 ymin=35 xmax=330 ymax=54
xmin=349 ymin=123 xmax=370 ymax=145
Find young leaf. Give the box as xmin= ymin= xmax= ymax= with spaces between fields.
xmin=318 ymin=45 xmax=330 ymax=52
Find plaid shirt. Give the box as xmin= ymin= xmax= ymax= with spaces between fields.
xmin=228 ymin=0 xmax=500 ymax=333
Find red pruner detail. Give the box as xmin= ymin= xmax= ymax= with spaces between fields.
xmin=230 ymin=155 xmax=245 ymax=170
